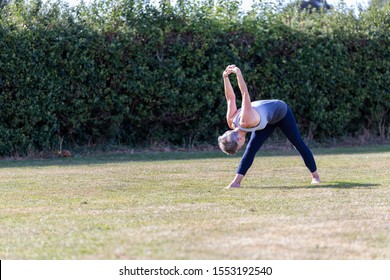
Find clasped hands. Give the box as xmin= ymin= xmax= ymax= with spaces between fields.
xmin=223 ymin=64 xmax=241 ymax=78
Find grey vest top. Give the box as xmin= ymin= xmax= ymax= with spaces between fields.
xmin=233 ymin=100 xmax=288 ymax=132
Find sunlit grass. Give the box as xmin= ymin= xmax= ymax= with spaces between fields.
xmin=1 ymin=145 xmax=389 ymax=259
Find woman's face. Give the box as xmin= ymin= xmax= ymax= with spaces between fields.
xmin=235 ymin=127 xmax=246 ymax=151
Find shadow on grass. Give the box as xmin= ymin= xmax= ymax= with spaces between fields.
xmin=0 ymin=150 xmax=227 ymax=168
xmin=259 ymin=182 xmax=381 ymax=190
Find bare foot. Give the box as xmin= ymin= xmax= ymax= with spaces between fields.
xmin=311 ymin=177 xmax=321 ymax=184
xmin=225 ymin=174 xmax=244 ymax=189
xmin=225 ymin=182 xmax=241 ymax=189
xmin=311 ymin=171 xmax=320 ymax=184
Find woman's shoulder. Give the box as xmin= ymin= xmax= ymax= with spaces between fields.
xmin=228 ymin=109 xmax=241 ymax=129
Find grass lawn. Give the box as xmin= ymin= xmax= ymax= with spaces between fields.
xmin=1 ymin=145 xmax=389 ymax=259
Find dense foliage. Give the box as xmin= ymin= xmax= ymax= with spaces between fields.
xmin=0 ymin=0 xmax=389 ymax=156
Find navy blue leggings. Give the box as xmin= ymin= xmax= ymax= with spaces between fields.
xmin=237 ymin=107 xmax=317 ymax=175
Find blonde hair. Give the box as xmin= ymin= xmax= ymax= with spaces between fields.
xmin=218 ymin=130 xmax=240 ymax=155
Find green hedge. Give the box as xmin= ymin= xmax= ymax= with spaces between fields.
xmin=0 ymin=0 xmax=389 ymax=156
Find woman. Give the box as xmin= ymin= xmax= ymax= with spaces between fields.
xmin=218 ymin=65 xmax=320 ymax=188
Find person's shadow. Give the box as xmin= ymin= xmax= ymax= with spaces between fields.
xmin=253 ymin=182 xmax=380 ymax=189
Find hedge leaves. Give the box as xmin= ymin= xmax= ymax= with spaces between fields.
xmin=0 ymin=0 xmax=389 ymax=156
